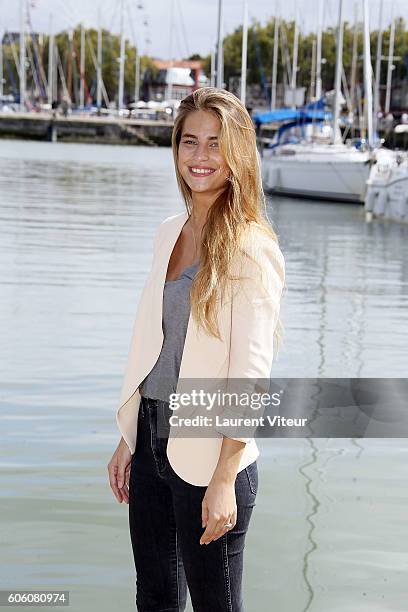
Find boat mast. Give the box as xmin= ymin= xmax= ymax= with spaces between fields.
xmin=118 ymin=0 xmax=125 ymax=110
xmin=290 ymin=3 xmax=298 ymax=109
xmin=166 ymin=0 xmax=174 ymax=100
xmin=315 ymin=0 xmax=323 ymax=100
xmin=332 ymin=0 xmax=344 ymax=144
xmin=134 ymin=51 xmax=140 ymax=103
xmin=19 ymin=0 xmax=26 ymax=111
xmin=47 ymin=13 xmax=54 ymax=105
xmin=97 ymin=8 xmax=102 ymax=111
xmin=240 ymin=0 xmax=248 ymax=105
xmin=216 ymin=0 xmax=224 ymax=88
xmin=310 ymin=38 xmax=316 ymax=102
xmin=0 ymin=31 xmax=3 ymax=100
xmin=362 ymin=0 xmax=374 ymax=147
xmin=271 ymin=13 xmax=279 ymax=110
xmin=349 ymin=2 xmax=358 ymax=121
xmin=56 ymin=45 xmax=71 ymax=104
xmin=79 ymin=23 xmax=85 ymax=108
xmin=384 ymin=5 xmax=395 ymax=114
xmin=210 ymin=48 xmax=215 ymax=87
xmin=67 ymin=29 xmax=73 ymax=103
xmin=373 ymin=0 xmax=383 ymax=140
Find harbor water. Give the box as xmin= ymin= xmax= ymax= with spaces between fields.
xmin=1 ymin=139 xmax=407 ymax=612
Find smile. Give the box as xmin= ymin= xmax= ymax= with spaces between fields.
xmin=188 ymin=167 xmax=216 ymax=177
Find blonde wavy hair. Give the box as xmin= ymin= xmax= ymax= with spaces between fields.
xmin=172 ymin=87 xmax=285 ymax=351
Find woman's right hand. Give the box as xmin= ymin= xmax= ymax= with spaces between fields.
xmin=108 ymin=437 xmax=132 ymax=504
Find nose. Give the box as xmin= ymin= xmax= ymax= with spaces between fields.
xmin=194 ymin=142 xmax=210 ymax=161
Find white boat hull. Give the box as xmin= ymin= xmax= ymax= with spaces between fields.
xmin=261 ymin=144 xmax=371 ymax=203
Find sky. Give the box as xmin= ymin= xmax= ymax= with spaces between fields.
xmin=0 ymin=0 xmax=406 ymax=59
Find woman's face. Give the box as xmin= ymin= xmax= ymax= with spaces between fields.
xmin=177 ymin=109 xmax=230 ymax=196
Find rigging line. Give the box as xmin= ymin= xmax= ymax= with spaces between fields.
xmin=94 ymin=0 xmax=108 ymax=28
xmin=55 ymin=44 xmax=71 ymax=103
xmin=141 ymin=8 xmax=152 ymax=55
xmin=64 ymin=0 xmax=81 ymax=23
xmin=341 ymin=65 xmax=352 ymax=111
xmin=86 ymin=33 xmax=110 ymax=107
xmin=126 ymin=0 xmax=138 ymax=47
xmin=18 ymin=5 xmax=43 ymax=97
xmin=26 ymin=36 xmax=42 ymax=98
xmin=55 ymin=0 xmax=97 ymax=35
xmin=26 ymin=2 xmax=48 ymax=96
xmin=3 ymin=56 xmax=19 ymax=96
xmin=342 ymin=122 xmax=351 ymax=142
xmin=126 ymin=0 xmax=144 ymax=84
xmin=72 ymin=30 xmax=91 ymax=102
xmin=108 ymin=0 xmax=120 ymax=34
xmin=26 ymin=32 xmax=46 ymax=98
xmin=100 ymin=3 xmax=128 ymax=88
xmin=5 ymin=30 xmax=20 ymax=73
xmin=4 ymin=56 xmax=19 ymax=96
xmin=168 ymin=0 xmax=174 ymax=60
xmin=279 ymin=19 xmax=292 ymax=87
xmin=64 ymin=0 xmax=95 ymax=32
xmin=173 ymin=10 xmax=184 ymax=60
xmin=176 ymin=0 xmax=190 ymax=58
xmin=55 ymin=0 xmax=78 ymax=28
xmin=326 ymin=0 xmax=337 ymax=34
xmin=252 ymin=25 xmax=269 ymax=102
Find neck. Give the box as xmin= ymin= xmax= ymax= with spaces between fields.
xmin=189 ymin=188 xmax=225 ymax=236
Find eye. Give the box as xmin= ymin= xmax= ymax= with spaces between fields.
xmin=182 ymin=139 xmax=196 ymax=145
xmin=210 ymin=142 xmax=219 ymax=148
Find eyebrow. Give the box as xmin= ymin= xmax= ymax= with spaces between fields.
xmin=181 ymin=133 xmax=218 ymax=140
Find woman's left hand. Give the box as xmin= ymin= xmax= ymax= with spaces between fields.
xmin=200 ymin=476 xmax=237 ymax=545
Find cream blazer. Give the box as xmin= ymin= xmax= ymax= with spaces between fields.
xmin=116 ymin=210 xmax=285 ymax=486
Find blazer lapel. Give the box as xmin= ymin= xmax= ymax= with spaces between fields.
xmin=117 ymin=210 xmax=190 ymax=414
xmin=152 ymin=210 xmax=190 ymax=345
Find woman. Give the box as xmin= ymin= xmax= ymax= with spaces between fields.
xmin=108 ymin=87 xmax=285 ymax=611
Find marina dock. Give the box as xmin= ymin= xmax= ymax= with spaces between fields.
xmin=0 ymin=112 xmax=174 ymax=146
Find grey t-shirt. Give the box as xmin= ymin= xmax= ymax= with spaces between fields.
xmin=139 ymin=261 xmax=199 ymax=402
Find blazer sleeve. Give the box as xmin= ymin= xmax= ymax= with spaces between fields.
xmin=214 ymin=233 xmax=285 ymax=443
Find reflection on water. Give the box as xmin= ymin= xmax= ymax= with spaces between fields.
xmin=1 ymin=139 xmax=407 ymax=612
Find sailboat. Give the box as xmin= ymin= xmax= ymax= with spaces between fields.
xmin=365 ymin=127 xmax=408 ymax=222
xmin=364 ymin=6 xmax=408 ymax=223
xmin=258 ymin=0 xmax=375 ymax=203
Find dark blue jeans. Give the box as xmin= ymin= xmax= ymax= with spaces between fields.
xmin=128 ymin=395 xmax=258 ymax=612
